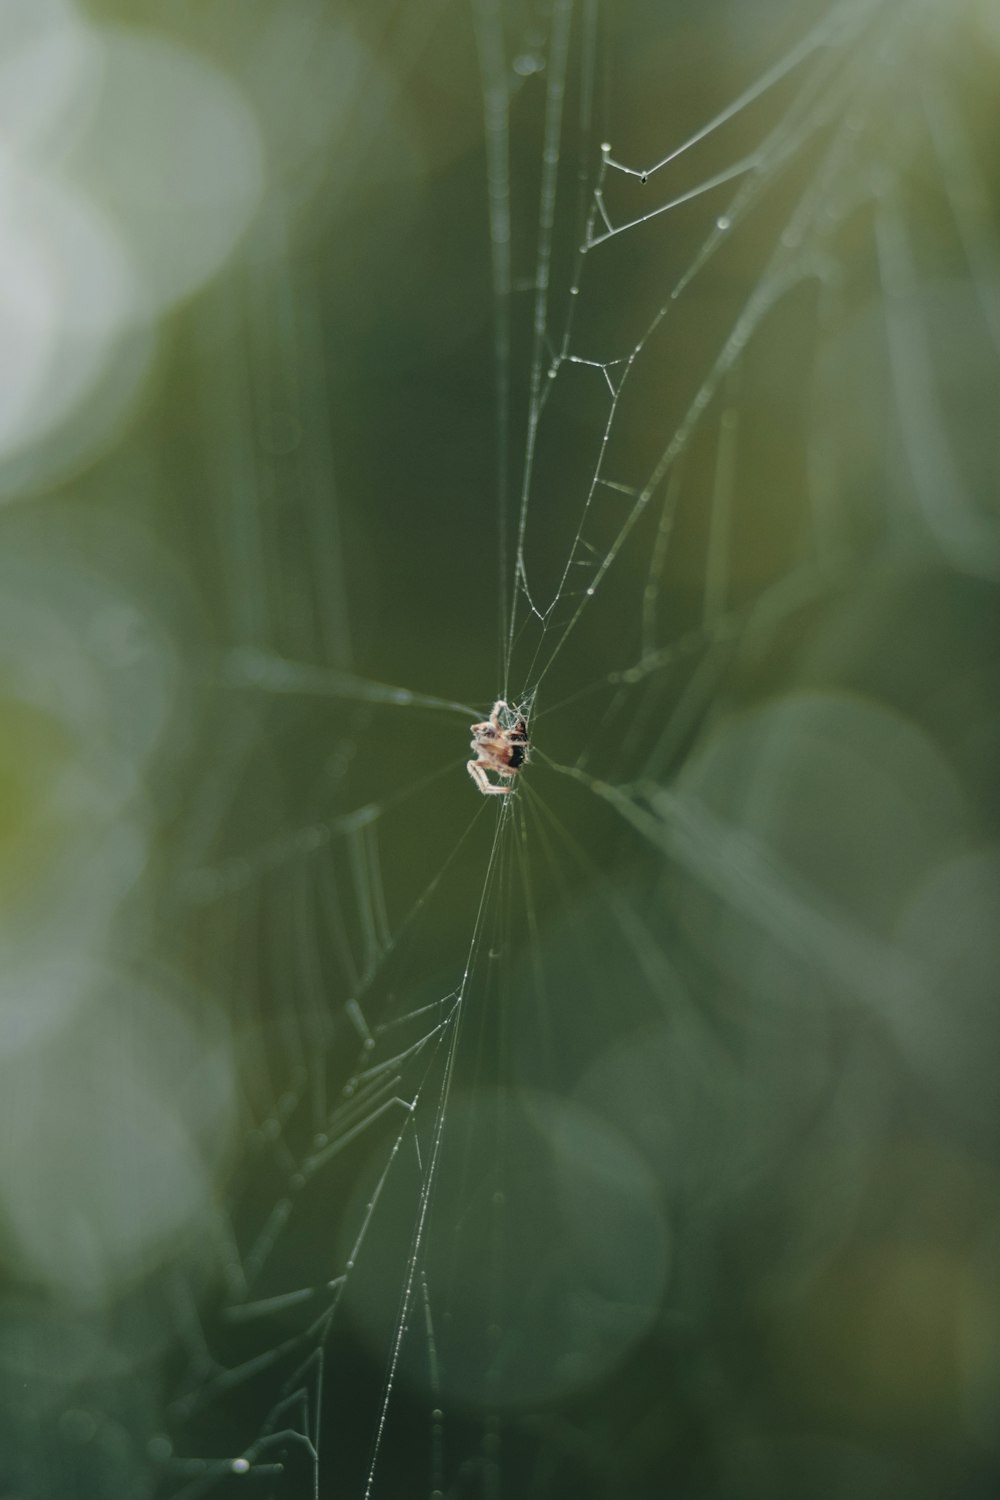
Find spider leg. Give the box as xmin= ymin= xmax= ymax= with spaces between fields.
xmin=468 ymin=760 xmax=514 ymax=795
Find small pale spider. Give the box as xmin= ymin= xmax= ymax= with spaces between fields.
xmin=467 ymin=699 xmax=530 ymax=796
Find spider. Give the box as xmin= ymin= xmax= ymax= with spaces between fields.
xmin=467 ymin=699 xmax=530 ymax=795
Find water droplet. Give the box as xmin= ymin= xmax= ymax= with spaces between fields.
xmin=232 ymin=1458 xmax=251 ymax=1475
xmin=716 ymin=215 xmax=730 ymax=231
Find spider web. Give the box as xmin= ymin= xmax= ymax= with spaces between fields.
xmin=164 ymin=2 xmax=1000 ymax=1495
xmin=10 ymin=0 xmax=998 ymax=1496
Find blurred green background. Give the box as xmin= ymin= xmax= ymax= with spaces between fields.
xmin=1 ymin=1 xmax=999 ymax=1496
